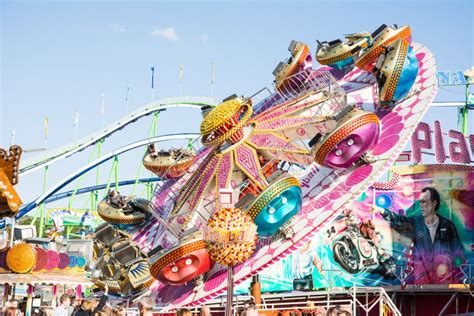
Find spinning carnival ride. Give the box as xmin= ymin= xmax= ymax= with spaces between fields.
xmin=89 ymin=24 xmax=438 ymax=308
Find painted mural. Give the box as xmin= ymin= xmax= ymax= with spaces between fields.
xmin=236 ymin=163 xmax=474 ymax=293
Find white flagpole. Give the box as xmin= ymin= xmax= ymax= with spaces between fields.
xmin=179 ymin=64 xmax=184 ymax=96
xmin=44 ymin=116 xmax=48 ymax=148
xmin=74 ymin=109 xmax=80 ymax=141
xmin=211 ymin=62 xmax=215 ymax=99
xmin=151 ymin=67 xmax=155 ymax=102
xmin=125 ymin=80 xmax=130 ymax=114
xmin=101 ymin=93 xmax=105 ymax=128
xmin=10 ymin=129 xmax=15 ymax=146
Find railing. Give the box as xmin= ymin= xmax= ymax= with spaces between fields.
xmin=460 ymin=263 xmax=474 ymax=297
xmin=350 ymin=286 xmax=401 ymax=316
xmin=171 ymin=286 xmax=402 ymax=316
xmin=274 ymin=70 xmax=345 ymax=109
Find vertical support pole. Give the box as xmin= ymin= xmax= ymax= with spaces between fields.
xmin=3 ymin=283 xmax=9 ymax=306
xmin=51 ymin=284 xmax=57 ymax=308
xmin=91 ymin=140 xmax=103 ymax=216
xmin=114 ymin=156 xmax=119 ymax=191
xmin=456 ymin=294 xmax=459 ymax=315
xmin=69 ymin=145 xmax=99 ymax=209
xmin=250 ymin=275 xmax=261 ymax=307
xmin=462 ymin=81 xmax=469 ymax=135
xmin=147 ymin=183 xmax=153 ymax=200
xmin=379 ymin=288 xmax=383 ymax=316
xmin=151 ymin=112 xmax=158 ymax=136
xmin=328 ymin=285 xmax=331 ymax=311
xmin=75 ymin=284 xmax=82 ymax=301
xmin=132 ymin=112 xmax=159 ymax=196
xmin=353 ymin=284 xmax=357 ymax=316
xmin=151 ymin=67 xmax=155 ymax=102
xmin=366 ymin=289 xmax=369 ymax=316
xmin=25 ymin=284 xmax=33 ymax=316
xmin=9 ymin=218 xmax=15 ymax=248
xmin=226 ymin=266 xmax=234 ymax=316
xmin=38 ymin=166 xmax=49 ymax=237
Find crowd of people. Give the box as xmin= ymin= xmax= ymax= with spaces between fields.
xmin=0 ymin=294 xmax=356 ymax=316
xmin=0 ymin=290 xmax=123 ymax=316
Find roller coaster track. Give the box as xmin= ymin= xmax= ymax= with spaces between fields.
xmin=6 ymin=133 xmax=200 ymax=226
xmin=20 ymin=96 xmax=215 ymax=176
xmin=35 ymin=177 xmax=160 ymax=205
xmin=0 ymin=177 xmax=161 ymax=228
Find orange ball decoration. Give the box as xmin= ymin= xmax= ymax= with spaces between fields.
xmin=7 ymin=243 xmax=36 ymax=273
xmin=204 ymin=207 xmax=257 ymax=266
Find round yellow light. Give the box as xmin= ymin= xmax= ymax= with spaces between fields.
xmin=7 ymin=243 xmax=36 ymax=273
xmin=200 ymin=99 xmax=245 ymax=135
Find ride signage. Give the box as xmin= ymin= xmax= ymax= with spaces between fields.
xmin=411 ymin=120 xmax=474 ymax=163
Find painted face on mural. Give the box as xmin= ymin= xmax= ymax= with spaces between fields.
xmin=419 ymin=190 xmax=437 ymax=217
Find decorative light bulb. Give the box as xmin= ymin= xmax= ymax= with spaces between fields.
xmin=347 ymin=138 xmax=354 ymax=146
xmin=281 ymin=197 xmax=288 ymax=204
xmin=185 ymin=258 xmax=193 ymax=265
xmin=335 ymin=149 xmax=343 ymax=156
xmin=268 ymin=207 xmax=276 ymax=214
xmin=171 ymin=266 xmax=178 ymax=273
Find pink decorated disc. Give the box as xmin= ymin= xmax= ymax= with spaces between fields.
xmin=58 ymin=253 xmax=70 ymax=269
xmin=33 ymin=247 xmax=48 ymax=272
xmin=45 ymin=250 xmax=60 ymax=270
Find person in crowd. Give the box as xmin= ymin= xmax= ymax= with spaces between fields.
xmin=112 ymin=303 xmax=126 ymax=316
xmin=175 ymin=308 xmax=191 ymax=316
xmin=55 ymin=295 xmax=71 ymax=316
xmin=241 ymin=300 xmax=258 ymax=316
xmin=199 ymin=306 xmax=211 ymax=316
xmin=2 ymin=300 xmax=17 ymax=316
xmin=17 ymin=300 xmax=26 ymax=316
xmin=137 ymin=296 xmax=155 ymax=316
xmin=73 ymin=300 xmax=98 ymax=316
xmin=326 ymin=305 xmax=351 ymax=316
xmin=5 ymin=307 xmax=16 ymax=316
xmin=66 ymin=297 xmax=78 ymax=316
xmin=40 ymin=308 xmax=54 ymax=316
xmin=92 ymin=286 xmax=108 ymax=315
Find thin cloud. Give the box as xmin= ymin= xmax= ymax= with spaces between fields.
xmin=199 ymin=33 xmax=209 ymax=44
xmin=108 ymin=23 xmax=126 ymax=33
xmin=151 ymin=27 xmax=179 ymax=41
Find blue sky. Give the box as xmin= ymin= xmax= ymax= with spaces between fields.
xmin=1 ymin=0 xmax=473 ymax=208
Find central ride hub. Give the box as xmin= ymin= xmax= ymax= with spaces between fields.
xmin=200 ymin=98 xmax=253 ymax=147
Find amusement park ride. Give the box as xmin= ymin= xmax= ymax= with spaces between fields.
xmin=1 ymin=23 xmax=442 ymax=311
